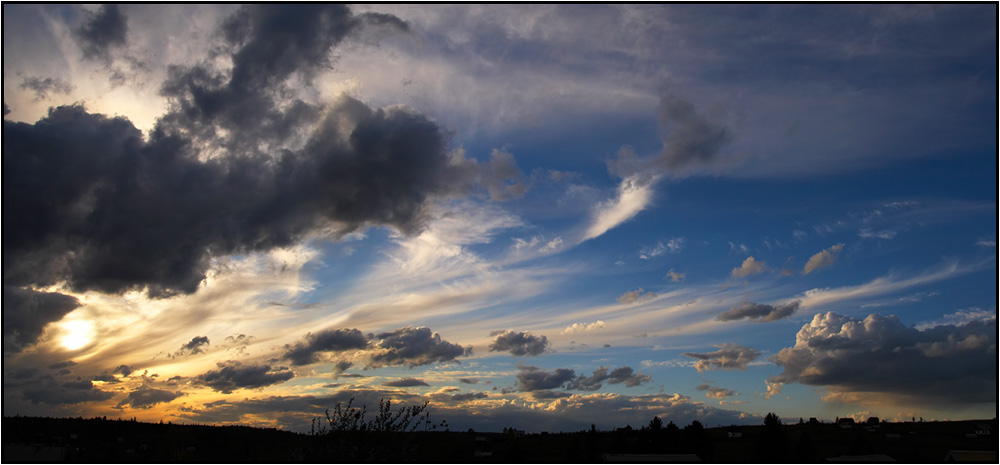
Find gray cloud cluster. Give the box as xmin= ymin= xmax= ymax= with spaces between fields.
xmin=368 ymin=326 xmax=469 ymax=368
xmin=283 ymin=328 xmax=368 ymax=366
xmin=488 ymin=330 xmax=549 ymax=357
xmin=172 ymin=336 xmax=210 ymax=357
xmin=772 ymin=311 xmax=996 ymax=406
xmin=74 ymin=4 xmax=128 ymax=63
xmin=617 ymin=288 xmax=657 ymax=304
xmin=115 ymin=385 xmax=185 ymax=409
xmin=23 ymin=378 xmax=114 ymax=406
xmin=717 ymin=300 xmax=802 ymax=322
xmin=19 ymin=76 xmax=74 ymax=101
xmin=512 ymin=363 xmax=650 ymax=392
xmin=3 ymin=4 xmax=513 ymax=351
xmin=381 ymin=378 xmax=429 ymax=387
xmin=681 ymin=343 xmax=761 ymax=372
xmin=567 ymin=366 xmax=652 ymax=391
xmin=194 ymin=360 xmax=294 ymax=394
xmin=512 ymin=364 xmax=577 ymax=392
xmin=696 ymin=383 xmax=735 ymax=400
xmin=730 ymin=257 xmax=767 ymax=279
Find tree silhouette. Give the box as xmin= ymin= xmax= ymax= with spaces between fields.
xmin=649 ymin=416 xmax=663 ymax=431
xmin=756 ymin=412 xmax=787 ymax=462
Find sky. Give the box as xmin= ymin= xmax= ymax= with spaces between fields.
xmin=3 ymin=4 xmax=996 ymax=433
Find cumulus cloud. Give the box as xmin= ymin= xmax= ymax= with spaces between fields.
xmin=489 ymin=330 xmax=549 ymax=356
xmin=696 ymin=384 xmax=735 ymax=400
xmin=567 ymin=366 xmax=651 ymax=391
xmin=771 ymin=312 xmax=997 ymax=406
xmin=115 ymin=385 xmax=184 ymax=409
xmin=113 ymin=365 xmax=133 ymax=377
xmin=717 ymin=300 xmax=802 ymax=322
xmin=194 ymin=361 xmax=294 ymax=394
xmin=172 ymin=336 xmax=210 ymax=357
xmin=802 ymin=243 xmax=845 ymax=275
xmin=511 ymin=363 xmax=577 ymax=392
xmin=681 ymin=343 xmax=761 ymax=372
xmin=731 ymin=256 xmax=768 ymax=279
xmin=368 ymin=326 xmax=469 ymax=368
xmin=4 ymin=5 xmax=514 ymax=349
xmin=617 ymin=288 xmax=657 ymax=304
xmin=283 ymin=328 xmax=369 ymax=365
xmin=563 ymin=320 xmax=606 ymax=334
xmin=381 ymin=378 xmax=429 ymax=387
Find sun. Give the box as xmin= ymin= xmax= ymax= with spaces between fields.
xmin=60 ymin=320 xmax=95 ymax=351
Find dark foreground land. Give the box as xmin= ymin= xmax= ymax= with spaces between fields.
xmin=3 ymin=416 xmax=997 ymax=463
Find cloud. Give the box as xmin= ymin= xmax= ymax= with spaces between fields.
xmin=562 ymin=320 xmax=606 ymax=334
xmin=283 ymin=328 xmax=369 ymax=366
xmin=681 ymin=343 xmax=761 ymax=372
xmin=172 ymin=336 xmax=210 ymax=357
xmin=696 ymin=384 xmax=735 ymax=400
xmin=608 ymin=94 xmax=734 ymax=180
xmin=368 ymin=326 xmax=469 ymax=368
xmin=771 ymin=311 xmax=997 ymax=406
xmin=764 ymin=379 xmax=783 ymax=400
xmin=488 ymin=330 xmax=549 ymax=356
xmin=23 ymin=378 xmax=114 ymax=405
xmin=74 ymin=5 xmax=129 ymax=63
xmin=512 ymin=363 xmax=577 ymax=392
xmin=19 ymin=76 xmax=74 ymax=101
xmin=381 ymin=378 xmax=430 ymax=387
xmin=114 ymin=365 xmax=133 ymax=377
xmin=664 ymin=269 xmax=686 ymax=282
xmin=567 ymin=366 xmax=651 ymax=391
xmin=858 ymin=228 xmax=897 ymax=240
xmin=617 ymin=288 xmax=657 ymax=304
xmin=717 ymin=300 xmax=802 ymax=323
xmin=730 ymin=256 xmax=768 ymax=279
xmin=3 ymin=287 xmax=82 ymax=352
xmin=974 ymin=237 xmax=996 ymax=248
xmin=115 ymin=385 xmax=185 ymax=409
xmin=802 ymin=243 xmax=845 ymax=275
xmin=581 ymin=175 xmax=655 ymax=242
xmin=193 ymin=361 xmax=294 ymax=394
xmin=459 ymin=378 xmax=480 ymax=384
xmin=915 ymin=307 xmax=996 ymax=330
xmin=450 ymin=392 xmax=488 ymax=402
xmin=478 ymin=148 xmax=529 ymax=201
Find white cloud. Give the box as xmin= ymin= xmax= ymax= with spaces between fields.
xmin=730 ymin=256 xmax=767 ymax=279
xmin=802 ymin=243 xmax=845 ymax=275
xmin=858 ymin=228 xmax=897 ymax=239
xmin=562 ymin=320 xmax=606 ymax=334
xmin=581 ymin=176 xmax=656 ymax=242
xmin=664 ymin=269 xmax=686 ymax=282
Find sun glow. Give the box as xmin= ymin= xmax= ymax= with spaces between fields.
xmin=60 ymin=320 xmax=95 ymax=351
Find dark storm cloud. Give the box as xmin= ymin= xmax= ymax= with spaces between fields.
xmin=74 ymin=4 xmax=128 ymax=63
xmin=368 ymin=327 xmax=469 ymax=368
xmin=333 ymin=361 xmax=354 ymax=373
xmin=23 ymin=378 xmax=114 ymax=405
xmin=172 ymin=336 xmax=210 ymax=357
xmin=115 ymin=385 xmax=184 ymax=409
xmin=568 ymin=366 xmax=652 ymax=391
xmin=488 ymin=330 xmax=549 ymax=356
xmin=4 ymin=287 xmax=81 ymax=352
xmin=717 ymin=300 xmax=802 ymax=322
xmin=381 ymin=378 xmax=429 ymax=387
xmin=19 ymin=76 xmax=73 ymax=101
xmin=771 ymin=311 xmax=996 ymax=405
xmin=450 ymin=392 xmax=488 ymax=402
xmin=49 ymin=361 xmax=77 ymax=370
xmin=193 ymin=360 xmax=294 ymax=394
xmin=283 ymin=328 xmax=368 ymax=366
xmin=512 ymin=363 xmax=577 ymax=392
xmin=113 ymin=364 xmax=133 ymax=376
xmin=681 ymin=343 xmax=761 ymax=372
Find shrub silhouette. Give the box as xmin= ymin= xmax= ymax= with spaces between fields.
xmin=310 ymin=397 xmax=437 ymax=461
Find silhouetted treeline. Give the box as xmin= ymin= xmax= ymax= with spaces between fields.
xmin=3 ymin=415 xmax=996 ymax=463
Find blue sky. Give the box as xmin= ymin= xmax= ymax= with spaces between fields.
xmin=3 ymin=4 xmax=996 ymax=432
